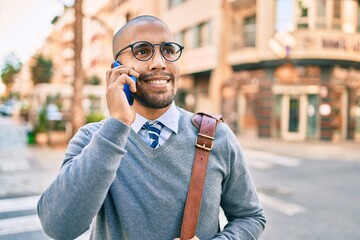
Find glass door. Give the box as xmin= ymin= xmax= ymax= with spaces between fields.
xmin=288 ymin=97 xmax=300 ymax=132
xmin=307 ymin=94 xmax=318 ymax=139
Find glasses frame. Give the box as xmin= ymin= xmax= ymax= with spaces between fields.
xmin=115 ymin=41 xmax=184 ymax=62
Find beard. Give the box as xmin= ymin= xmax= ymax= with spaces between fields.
xmin=133 ymin=71 xmax=177 ymax=109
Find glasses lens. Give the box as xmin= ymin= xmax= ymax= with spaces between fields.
xmin=132 ymin=42 xmax=153 ymax=61
xmin=161 ymin=42 xmax=182 ymax=61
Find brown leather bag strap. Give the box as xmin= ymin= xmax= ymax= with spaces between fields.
xmin=180 ymin=112 xmax=223 ymax=240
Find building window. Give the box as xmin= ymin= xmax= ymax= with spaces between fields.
xmin=332 ymin=0 xmax=341 ymax=29
xmin=297 ymin=0 xmax=309 ymax=29
xmin=193 ymin=21 xmax=211 ymax=48
xmin=316 ymin=0 xmax=326 ymax=28
xmin=175 ymin=31 xmax=184 ymax=46
xmin=243 ymin=15 xmax=256 ymax=47
xmin=183 ymin=28 xmax=193 ymax=49
xmin=276 ymin=0 xmax=295 ymax=31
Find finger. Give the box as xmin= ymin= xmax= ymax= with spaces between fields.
xmin=124 ymin=75 xmax=137 ymax=93
xmin=128 ymin=68 xmax=140 ymax=78
xmin=110 ymin=74 xmax=135 ymax=91
xmin=112 ymin=66 xmax=139 ymax=78
xmin=106 ymin=69 xmax=121 ymax=87
xmin=107 ymin=67 xmax=138 ymax=89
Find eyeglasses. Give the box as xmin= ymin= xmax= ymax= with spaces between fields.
xmin=115 ymin=41 xmax=184 ymax=62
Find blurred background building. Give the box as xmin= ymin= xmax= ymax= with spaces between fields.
xmin=7 ymin=0 xmax=360 ymax=143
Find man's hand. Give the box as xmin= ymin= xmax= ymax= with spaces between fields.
xmin=106 ymin=65 xmax=139 ymax=126
xmin=174 ymin=236 xmax=199 ymax=240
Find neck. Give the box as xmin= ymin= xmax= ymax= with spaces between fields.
xmin=133 ymin=101 xmax=172 ymax=120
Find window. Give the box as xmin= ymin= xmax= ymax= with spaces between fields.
xmin=297 ymin=0 xmax=309 ymax=29
xmin=332 ymin=0 xmax=341 ymax=29
xmin=175 ymin=31 xmax=184 ymax=46
xmin=243 ymin=15 xmax=256 ymax=47
xmin=183 ymin=28 xmax=193 ymax=49
xmin=276 ymin=0 xmax=295 ymax=31
xmin=193 ymin=22 xmax=211 ymax=48
xmin=316 ymin=0 xmax=326 ymax=28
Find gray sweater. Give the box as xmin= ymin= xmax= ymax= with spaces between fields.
xmin=38 ymin=108 xmax=266 ymax=240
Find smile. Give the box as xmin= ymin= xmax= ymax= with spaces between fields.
xmin=143 ymin=75 xmax=171 ymax=86
xmin=145 ymin=79 xmax=169 ymax=85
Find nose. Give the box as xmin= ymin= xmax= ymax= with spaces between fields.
xmin=148 ymin=46 xmax=166 ymax=71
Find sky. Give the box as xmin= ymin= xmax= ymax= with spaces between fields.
xmin=0 ymin=0 xmax=74 ymax=68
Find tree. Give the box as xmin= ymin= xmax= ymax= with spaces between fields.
xmin=1 ymin=53 xmax=21 ymax=95
xmin=71 ymin=0 xmax=85 ymax=136
xmin=87 ymin=75 xmax=101 ymax=85
xmin=30 ymin=54 xmax=53 ymax=85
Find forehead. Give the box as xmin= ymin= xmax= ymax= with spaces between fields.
xmin=114 ymin=21 xmax=175 ymax=53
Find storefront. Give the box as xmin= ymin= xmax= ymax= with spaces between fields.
xmin=222 ymin=62 xmax=360 ymax=142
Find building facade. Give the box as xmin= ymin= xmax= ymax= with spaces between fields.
xmin=221 ymin=0 xmax=360 ymax=142
xmin=33 ymin=0 xmax=360 ymax=142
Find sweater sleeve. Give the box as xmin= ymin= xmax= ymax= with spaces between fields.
xmin=37 ymin=117 xmax=131 ymax=240
xmin=213 ymin=125 xmax=266 ymax=240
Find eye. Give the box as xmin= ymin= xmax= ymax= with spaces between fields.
xmin=133 ymin=42 xmax=152 ymax=58
xmin=162 ymin=46 xmax=176 ymax=55
xmin=134 ymin=47 xmax=151 ymax=56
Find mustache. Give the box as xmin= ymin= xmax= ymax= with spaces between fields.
xmin=138 ymin=71 xmax=175 ymax=81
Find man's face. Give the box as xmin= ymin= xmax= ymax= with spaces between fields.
xmin=114 ymin=21 xmax=180 ymax=109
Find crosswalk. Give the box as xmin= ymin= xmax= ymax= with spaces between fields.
xmin=244 ymin=148 xmax=307 ymax=216
xmin=0 ymin=196 xmax=90 ymax=239
xmin=0 ymin=149 xmax=305 ymax=238
xmin=0 ymin=196 xmax=43 ymax=238
xmin=244 ymin=148 xmax=301 ymax=170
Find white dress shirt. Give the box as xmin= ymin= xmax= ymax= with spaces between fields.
xmin=131 ymin=102 xmax=180 ymax=147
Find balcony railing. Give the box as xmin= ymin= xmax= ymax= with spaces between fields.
xmin=230 ymin=24 xmax=256 ymax=50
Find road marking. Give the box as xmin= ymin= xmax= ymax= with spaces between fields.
xmin=0 ymin=215 xmax=42 ymax=236
xmin=258 ymin=192 xmax=306 ymax=216
xmin=0 ymin=195 xmax=40 ymax=213
xmin=247 ymin=159 xmax=273 ymax=170
xmin=244 ymin=149 xmax=301 ymax=168
xmin=0 ymin=195 xmax=91 ymax=238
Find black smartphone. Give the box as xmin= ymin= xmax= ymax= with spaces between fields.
xmin=112 ymin=61 xmax=137 ymax=105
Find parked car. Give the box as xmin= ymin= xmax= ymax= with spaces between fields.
xmin=0 ymin=100 xmax=17 ymax=116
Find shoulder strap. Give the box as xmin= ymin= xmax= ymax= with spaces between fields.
xmin=180 ymin=112 xmax=223 ymax=240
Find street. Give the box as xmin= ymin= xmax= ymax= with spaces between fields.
xmin=246 ymin=150 xmax=360 ymax=240
xmin=0 ymin=116 xmax=360 ymax=240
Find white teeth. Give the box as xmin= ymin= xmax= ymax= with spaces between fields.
xmin=147 ymin=80 xmax=168 ymax=85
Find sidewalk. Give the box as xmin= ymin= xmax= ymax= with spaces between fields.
xmin=0 ymin=144 xmax=65 ymax=199
xmin=237 ymin=134 xmax=360 ymax=161
xmin=0 ymin=116 xmax=66 ymax=198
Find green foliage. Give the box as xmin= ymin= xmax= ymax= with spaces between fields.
xmin=35 ymin=106 xmax=48 ymax=133
xmin=86 ymin=112 xmax=105 ymax=123
xmin=0 ymin=54 xmax=21 ymax=86
xmin=87 ymin=75 xmax=101 ymax=85
xmin=30 ymin=55 xmax=53 ymax=85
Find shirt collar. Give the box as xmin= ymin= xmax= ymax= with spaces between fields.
xmin=131 ymin=102 xmax=180 ymax=134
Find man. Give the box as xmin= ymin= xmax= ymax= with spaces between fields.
xmin=37 ymin=15 xmax=266 ymax=240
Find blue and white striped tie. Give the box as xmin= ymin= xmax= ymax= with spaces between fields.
xmin=143 ymin=121 xmax=164 ymax=148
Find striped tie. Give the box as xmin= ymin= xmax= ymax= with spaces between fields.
xmin=143 ymin=121 xmax=164 ymax=148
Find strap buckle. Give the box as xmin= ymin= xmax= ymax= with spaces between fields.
xmin=195 ymin=133 xmax=215 ymax=151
